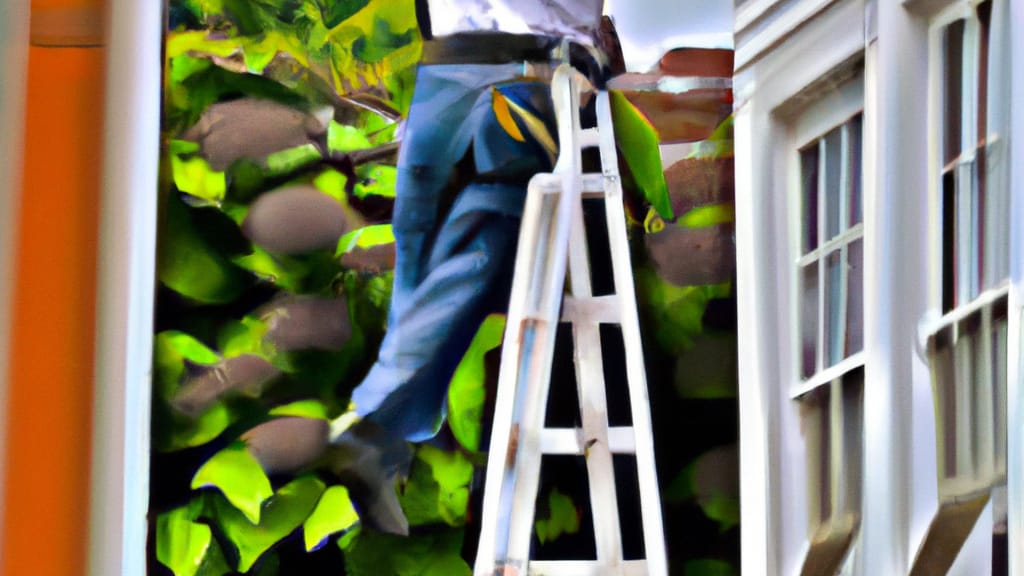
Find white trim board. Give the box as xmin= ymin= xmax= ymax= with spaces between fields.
xmin=87 ymin=1 xmax=163 ymax=575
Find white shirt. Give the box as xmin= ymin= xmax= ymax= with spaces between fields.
xmin=427 ymin=0 xmax=603 ymax=44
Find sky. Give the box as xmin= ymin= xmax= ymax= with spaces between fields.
xmin=604 ymin=0 xmax=734 ymax=71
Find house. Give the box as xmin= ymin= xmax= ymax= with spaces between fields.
xmin=732 ymin=0 xmax=1022 ymax=574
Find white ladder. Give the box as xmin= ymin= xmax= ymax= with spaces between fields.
xmin=473 ymin=64 xmax=668 ymax=576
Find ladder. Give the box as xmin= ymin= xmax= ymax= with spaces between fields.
xmin=474 ymin=63 xmax=668 ymax=576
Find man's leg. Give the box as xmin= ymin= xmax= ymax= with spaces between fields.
xmin=352 ymin=189 xmax=522 ymax=441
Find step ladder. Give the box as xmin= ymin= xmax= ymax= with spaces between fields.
xmin=474 ymin=63 xmax=668 ymax=576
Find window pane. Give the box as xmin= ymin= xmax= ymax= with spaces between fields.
xmin=801 ymin=145 xmax=820 ymax=252
xmin=971 ymin=157 xmax=984 ymax=298
xmin=932 ymin=329 xmax=958 ymax=480
xmin=800 ymin=386 xmax=832 ymax=527
xmin=802 ymin=263 xmax=819 ymax=379
xmin=943 ymin=19 xmax=965 ymax=166
xmin=847 ymin=115 xmax=863 ymax=227
xmin=824 ymin=127 xmax=842 ymax=239
xmin=942 ymin=169 xmax=957 ymax=313
xmin=840 ymin=368 xmax=864 ymax=515
xmin=846 ymin=239 xmax=863 ymax=356
xmin=825 ymin=250 xmax=843 ymax=367
xmin=977 ymin=0 xmax=991 ymax=145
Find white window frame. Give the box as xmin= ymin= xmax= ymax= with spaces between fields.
xmin=912 ymin=0 xmax=1013 ymax=573
xmin=733 ymin=1 xmax=869 ymax=573
xmin=923 ymin=0 xmax=1011 ymax=498
xmin=87 ymin=1 xmax=163 ymax=576
xmin=791 ymin=98 xmax=866 ymax=396
xmin=786 ymin=75 xmax=866 ymax=576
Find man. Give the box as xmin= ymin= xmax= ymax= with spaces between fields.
xmin=326 ymin=0 xmax=616 ymax=536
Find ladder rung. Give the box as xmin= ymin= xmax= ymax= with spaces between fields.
xmin=561 ymin=295 xmax=621 ymax=324
xmin=529 ymin=172 xmax=607 ymax=197
xmin=540 ymin=427 xmax=637 ymax=455
xmin=579 ymin=127 xmax=600 ymax=149
xmin=581 ymin=174 xmax=605 ymax=196
xmin=528 ymin=559 xmax=649 ymax=575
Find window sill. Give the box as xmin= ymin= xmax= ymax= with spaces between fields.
xmin=917 ymin=283 xmax=1010 ymax=358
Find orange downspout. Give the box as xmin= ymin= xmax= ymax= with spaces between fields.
xmin=1 ymin=1 xmax=105 ymax=575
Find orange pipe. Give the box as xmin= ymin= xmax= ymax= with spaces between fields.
xmin=1 ymin=17 xmax=105 ymax=576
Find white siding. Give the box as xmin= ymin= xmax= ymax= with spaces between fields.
xmin=87 ymin=2 xmax=163 ymax=576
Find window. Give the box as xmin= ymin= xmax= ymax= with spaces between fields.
xmin=914 ymin=1 xmax=1011 ymax=573
xmin=798 ymin=368 xmax=863 ymax=576
xmin=937 ymin=0 xmax=1008 ymax=313
xmin=789 ymin=74 xmax=865 ymax=575
xmin=799 ymin=115 xmax=864 ymax=380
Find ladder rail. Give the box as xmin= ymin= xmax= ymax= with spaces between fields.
xmin=475 ymin=64 xmax=584 ymax=574
xmin=504 ymin=63 xmax=585 ymax=568
xmin=567 ymin=150 xmax=625 ymax=567
xmin=595 ymin=90 xmax=669 ymax=575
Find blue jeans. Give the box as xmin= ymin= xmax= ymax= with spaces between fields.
xmin=350 ymin=63 xmax=555 ymax=441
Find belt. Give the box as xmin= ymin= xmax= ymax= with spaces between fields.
xmin=420 ymin=33 xmax=560 ymax=66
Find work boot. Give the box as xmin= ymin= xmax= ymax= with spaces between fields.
xmin=323 ymin=417 xmax=413 ymax=536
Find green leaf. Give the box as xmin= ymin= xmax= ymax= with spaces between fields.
xmin=420 ymin=445 xmax=474 ymax=526
xmin=302 ymin=485 xmax=359 ymax=551
xmin=534 ymin=488 xmax=580 ymax=544
xmin=688 ymin=114 xmax=734 ymax=160
xmin=340 ymin=528 xmax=470 ymax=576
xmin=666 ymin=445 xmax=740 ymax=532
xmin=170 ymin=138 xmax=202 ymax=155
xmin=232 ymin=249 xmax=303 ymax=293
xmin=167 ymin=404 xmax=235 ymax=452
xmin=335 ymin=224 xmax=395 ymax=256
xmin=634 ymin=265 xmax=731 ymax=354
xmin=683 ymin=558 xmax=738 ymax=576
xmin=263 ymin=143 xmax=323 ymax=175
xmin=701 ymin=492 xmax=741 ymax=532
xmin=156 ymin=506 xmax=213 ymax=576
xmin=610 ymin=89 xmax=672 ymax=220
xmin=269 ymin=399 xmax=329 ymax=420
xmin=158 ymin=193 xmax=251 ymax=304
xmin=353 ymin=165 xmax=397 ymax=199
xmin=398 ymin=446 xmax=472 ymax=527
xmin=213 ymin=475 xmax=326 ymax=572
xmin=318 ymin=0 xmax=372 ymax=28
xmin=172 ymin=155 xmax=227 ymax=206
xmin=327 ymin=121 xmax=372 ymax=153
xmin=154 ymin=331 xmax=221 ymax=398
xmin=218 ymin=316 xmax=271 ymax=359
xmin=313 ymin=168 xmax=349 ymax=203
xmin=156 ymin=501 xmax=233 ymax=576
xmin=447 ymin=314 xmax=505 ymax=451
xmin=677 ymin=203 xmax=735 ymax=228
xmin=192 ymin=442 xmax=274 ymax=524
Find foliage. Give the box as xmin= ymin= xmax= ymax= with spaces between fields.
xmin=156 ymin=0 xmax=739 ymax=572
xmin=153 ymin=1 xmax=456 ymax=573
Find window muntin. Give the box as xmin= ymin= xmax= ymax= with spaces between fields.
xmin=799 ymin=115 xmax=864 ymax=380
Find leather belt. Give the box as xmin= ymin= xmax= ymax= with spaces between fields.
xmin=420 ymin=33 xmax=560 ymax=66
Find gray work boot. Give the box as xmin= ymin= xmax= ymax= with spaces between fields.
xmin=323 ymin=418 xmax=413 ymax=536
